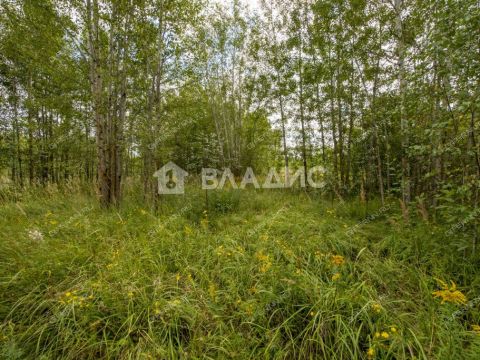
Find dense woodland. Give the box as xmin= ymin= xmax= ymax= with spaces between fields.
xmin=2 ymin=1 xmax=480 ymax=358
xmin=1 ymin=0 xmax=479 ymax=212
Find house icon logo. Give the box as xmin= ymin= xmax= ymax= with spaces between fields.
xmin=153 ymin=161 xmax=188 ymax=195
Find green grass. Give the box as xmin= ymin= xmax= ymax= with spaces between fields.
xmin=1 ymin=187 xmax=480 ymax=359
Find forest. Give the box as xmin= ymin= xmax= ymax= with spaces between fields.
xmin=1 ymin=0 xmax=479 ymax=358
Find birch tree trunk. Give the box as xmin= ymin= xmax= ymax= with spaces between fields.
xmin=395 ymin=0 xmax=411 ymax=205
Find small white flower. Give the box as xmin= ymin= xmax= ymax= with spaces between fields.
xmin=28 ymin=229 xmax=44 ymax=242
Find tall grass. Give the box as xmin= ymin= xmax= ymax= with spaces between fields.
xmin=0 ymin=187 xmax=479 ymax=359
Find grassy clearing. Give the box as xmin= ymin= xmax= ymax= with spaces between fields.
xmin=1 ymin=188 xmax=480 ymax=359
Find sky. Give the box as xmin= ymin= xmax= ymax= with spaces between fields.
xmin=212 ymin=0 xmax=261 ymax=14
xmin=244 ymin=0 xmax=261 ymax=11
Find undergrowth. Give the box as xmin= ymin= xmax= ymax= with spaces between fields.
xmin=0 ymin=187 xmax=479 ymax=359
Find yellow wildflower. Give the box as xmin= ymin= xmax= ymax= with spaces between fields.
xmin=374 ymin=332 xmax=380 ymax=338
xmin=381 ymin=331 xmax=389 ymax=339
xmin=260 ymin=262 xmax=272 ymax=273
xmin=331 ymin=255 xmax=345 ymax=266
xmin=390 ymin=326 xmax=397 ymax=333
xmin=432 ymin=279 xmax=467 ymax=305
xmin=215 ymin=245 xmax=225 ymax=256
xmin=255 ymin=251 xmax=269 ymax=262
xmin=60 ymin=290 xmax=93 ymax=307
xmin=244 ymin=303 xmax=254 ymax=316
xmin=371 ymin=303 xmax=382 ymax=313
xmin=255 ymin=250 xmax=272 ymax=273
xmin=332 ymin=273 xmax=341 ymax=281
xmin=367 ymin=347 xmax=375 ymax=359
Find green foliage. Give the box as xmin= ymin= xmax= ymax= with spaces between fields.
xmin=1 ymin=189 xmax=480 ymax=359
xmin=209 ymin=189 xmax=241 ymax=214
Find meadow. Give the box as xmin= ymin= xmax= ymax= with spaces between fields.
xmin=0 ymin=185 xmax=479 ymax=359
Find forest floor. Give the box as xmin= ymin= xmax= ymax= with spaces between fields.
xmin=1 ymin=188 xmax=479 ymax=359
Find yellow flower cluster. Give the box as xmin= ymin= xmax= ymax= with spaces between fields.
xmin=255 ymin=250 xmax=272 ymax=273
xmin=374 ymin=331 xmax=390 ymax=339
xmin=314 ymin=251 xmax=346 ymax=267
xmin=275 ymin=239 xmax=294 ymax=258
xmin=236 ymin=245 xmax=245 ymax=255
xmin=59 ymin=290 xmax=93 ymax=308
xmin=374 ymin=327 xmax=398 ymax=340
xmin=371 ymin=303 xmax=383 ymax=313
xmin=368 ymin=326 xmax=398 ymax=358
xmin=331 ymin=273 xmax=341 ymax=281
xmin=255 ymin=251 xmax=270 ymax=262
xmin=471 ymin=325 xmax=480 ymax=335
xmin=215 ymin=245 xmax=229 ymax=256
xmin=243 ymin=302 xmax=255 ymax=316
xmin=331 ymin=255 xmax=345 ymax=266
xmin=432 ymin=279 xmax=467 ymax=305
xmin=217 ymin=244 xmax=245 ymax=257
xmin=173 ymin=272 xmax=193 ymax=284
xmin=106 ymin=249 xmax=121 ymax=269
